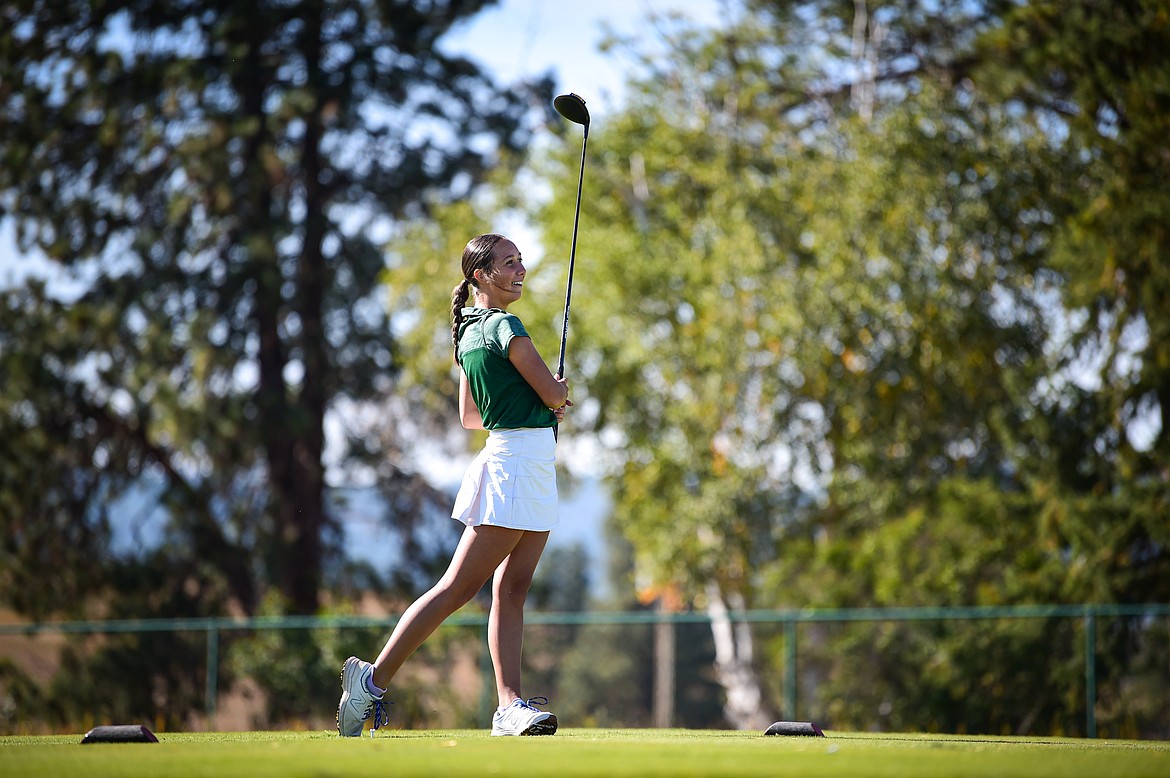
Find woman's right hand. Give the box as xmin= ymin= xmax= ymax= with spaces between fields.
xmin=552 ymin=374 xmax=573 ymax=421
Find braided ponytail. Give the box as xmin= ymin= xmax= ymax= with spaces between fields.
xmin=450 ymin=278 xmax=471 ymax=363
xmin=451 ymin=233 xmax=507 ymax=363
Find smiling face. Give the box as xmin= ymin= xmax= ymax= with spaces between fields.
xmin=473 ymin=238 xmax=526 ymax=309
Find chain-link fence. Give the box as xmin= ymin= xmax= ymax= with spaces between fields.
xmin=2 ymin=604 xmax=1167 ymax=737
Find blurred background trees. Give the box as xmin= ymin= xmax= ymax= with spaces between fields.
xmin=0 ymin=0 xmax=551 ymax=729
xmin=2 ymin=0 xmax=1167 ymax=737
xmin=519 ymin=0 xmax=1169 ymax=734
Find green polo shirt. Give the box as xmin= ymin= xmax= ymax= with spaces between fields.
xmin=456 ymin=307 xmax=556 ymax=430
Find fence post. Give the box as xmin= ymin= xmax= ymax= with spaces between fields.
xmin=784 ymin=619 xmax=797 ymax=719
xmin=1084 ymin=609 xmax=1097 ymax=738
xmin=206 ymin=625 xmax=219 ymax=724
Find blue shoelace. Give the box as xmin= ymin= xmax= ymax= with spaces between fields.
xmin=519 ymin=696 xmax=549 ymax=711
xmin=369 ymin=699 xmax=392 ymax=736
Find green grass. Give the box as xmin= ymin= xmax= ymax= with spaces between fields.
xmin=3 ymin=728 xmax=1169 ymax=777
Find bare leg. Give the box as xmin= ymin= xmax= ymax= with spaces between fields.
xmin=488 ymin=530 xmax=550 ymax=707
xmin=371 ymin=525 xmax=524 ymax=690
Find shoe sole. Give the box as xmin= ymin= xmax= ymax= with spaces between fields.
xmin=521 ymin=714 xmax=558 ymax=736
xmin=337 ymin=657 xmax=360 ymax=736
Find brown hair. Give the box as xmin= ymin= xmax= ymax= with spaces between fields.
xmin=451 ymin=233 xmax=507 ymax=363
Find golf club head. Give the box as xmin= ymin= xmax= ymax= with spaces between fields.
xmin=553 ymin=93 xmax=590 ymax=127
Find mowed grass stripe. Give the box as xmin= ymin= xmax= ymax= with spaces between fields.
xmin=2 ymin=729 xmax=1168 ymax=778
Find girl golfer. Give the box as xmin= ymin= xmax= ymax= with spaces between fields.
xmin=337 ymin=233 xmax=570 ymax=737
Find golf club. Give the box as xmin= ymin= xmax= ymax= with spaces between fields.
xmin=552 ymin=92 xmax=589 ymax=440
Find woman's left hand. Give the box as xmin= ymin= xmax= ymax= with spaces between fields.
xmin=553 ymin=398 xmax=573 ymax=422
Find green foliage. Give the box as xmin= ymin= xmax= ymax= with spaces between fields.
xmin=553 ymin=622 xmax=655 ymax=727
xmin=0 ymin=0 xmax=550 ymax=619
xmin=0 ymin=0 xmax=550 ymax=731
xmin=4 ymin=0 xmax=1168 ymax=737
xmin=523 ymin=0 xmax=1170 ymax=735
xmin=368 ymin=0 xmax=1170 ymax=734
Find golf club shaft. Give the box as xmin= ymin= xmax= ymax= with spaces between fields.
xmin=556 ymin=125 xmax=589 ymax=380
xmin=554 ymin=125 xmax=588 ymax=442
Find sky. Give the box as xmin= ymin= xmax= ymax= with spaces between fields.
xmin=441 ymin=0 xmax=725 ymax=115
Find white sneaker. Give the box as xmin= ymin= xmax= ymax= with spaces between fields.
xmin=491 ymin=696 xmax=558 ymax=736
xmin=337 ymin=656 xmax=383 ymax=737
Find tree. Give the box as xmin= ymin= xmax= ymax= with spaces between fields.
xmin=292 ymin=0 xmax=1169 ymax=734
xmin=979 ymin=0 xmax=1170 ymax=591
xmin=528 ymin=0 xmax=1169 ymax=734
xmin=374 ymin=0 xmax=1050 ymax=729
xmin=0 ymin=0 xmax=551 ymax=728
xmin=0 ymin=0 xmax=550 ymax=617
xmin=746 ymin=0 xmax=1169 ymax=735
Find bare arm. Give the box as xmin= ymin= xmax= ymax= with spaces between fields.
xmin=508 ymin=336 xmax=569 ymax=409
xmin=458 ymin=369 xmax=485 ymax=430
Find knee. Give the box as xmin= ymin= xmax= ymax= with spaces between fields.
xmin=437 ymin=577 xmax=487 ymax=609
xmin=493 ymin=574 xmax=534 ymax=606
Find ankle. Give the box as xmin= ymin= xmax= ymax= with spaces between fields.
xmin=366 ymin=674 xmax=387 ymax=697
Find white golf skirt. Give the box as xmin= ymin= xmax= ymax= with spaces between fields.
xmin=451 ymin=427 xmax=559 ymax=532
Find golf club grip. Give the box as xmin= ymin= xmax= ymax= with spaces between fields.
xmin=557 ymin=306 xmax=568 ymax=380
